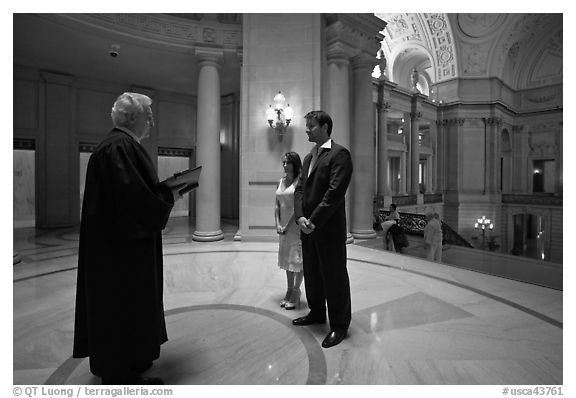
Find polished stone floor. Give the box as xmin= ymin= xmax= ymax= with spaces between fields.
xmin=13 ymin=218 xmax=563 ymax=385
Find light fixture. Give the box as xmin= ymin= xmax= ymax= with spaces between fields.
xmin=266 ymin=91 xmax=293 ymax=136
xmin=474 ymin=216 xmax=493 ymax=250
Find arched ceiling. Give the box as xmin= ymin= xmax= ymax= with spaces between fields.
xmin=375 ymin=13 xmax=562 ymax=91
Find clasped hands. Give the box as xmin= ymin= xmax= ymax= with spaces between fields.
xmin=297 ymin=217 xmax=315 ymax=234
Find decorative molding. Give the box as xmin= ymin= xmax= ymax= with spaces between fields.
xmin=376 ymin=13 xmax=458 ymax=82
xmin=457 ymin=14 xmax=506 ymax=38
xmin=158 ymin=147 xmax=193 ymax=157
xmin=79 ymin=143 xmax=97 ymax=153
xmin=483 ymin=117 xmax=503 ymax=127
xmin=325 ymin=13 xmax=385 ymax=59
xmin=410 ymin=111 xmax=422 ymax=120
xmin=325 ymin=41 xmax=353 ymax=64
xmin=351 ymin=52 xmax=378 ymax=70
xmin=502 ymin=194 xmax=562 ymax=206
xmin=462 ymin=43 xmax=490 ymax=75
xmin=442 ymin=118 xmax=466 ymax=126
xmin=195 ymin=47 xmax=224 ymax=68
xmin=512 ymin=125 xmax=524 ymax=132
xmin=14 ymin=138 xmax=36 ymax=150
xmin=378 ymin=101 xmax=391 ymax=113
xmin=248 ymin=181 xmax=278 ymax=186
xmin=58 ymin=13 xmax=242 ymax=49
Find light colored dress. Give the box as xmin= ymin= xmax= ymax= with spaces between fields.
xmin=276 ymin=177 xmax=303 ymax=272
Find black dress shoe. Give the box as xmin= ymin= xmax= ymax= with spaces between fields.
xmin=134 ymin=376 xmax=164 ymax=385
xmin=321 ymin=330 xmax=347 ymax=348
xmin=102 ymin=375 xmax=164 ymax=385
xmin=292 ymin=313 xmax=326 ymax=326
xmin=132 ymin=361 xmax=153 ymax=374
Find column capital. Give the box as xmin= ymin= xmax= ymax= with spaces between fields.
xmin=326 ymin=42 xmax=352 ymax=65
xmin=350 ymin=52 xmax=377 ymax=70
xmin=377 ymin=101 xmax=391 ymax=113
xmin=236 ymin=50 xmax=243 ymax=66
xmin=442 ymin=118 xmax=466 ymax=126
xmin=410 ymin=111 xmax=422 ymax=120
xmin=512 ymin=124 xmax=524 ymax=132
xmin=483 ymin=117 xmax=503 ymax=127
xmin=195 ymin=47 xmax=224 ymax=68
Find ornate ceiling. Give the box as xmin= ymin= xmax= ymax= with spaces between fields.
xmin=375 ymin=13 xmax=563 ymax=91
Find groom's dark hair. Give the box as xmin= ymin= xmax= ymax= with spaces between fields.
xmin=304 ymin=110 xmax=333 ymax=136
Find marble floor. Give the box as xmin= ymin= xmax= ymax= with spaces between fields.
xmin=13 ymin=218 xmax=563 ymax=385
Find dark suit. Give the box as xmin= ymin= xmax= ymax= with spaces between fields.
xmin=294 ymin=140 xmax=353 ymax=332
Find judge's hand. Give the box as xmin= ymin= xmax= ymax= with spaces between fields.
xmin=170 ymin=186 xmax=183 ymax=202
xmin=276 ymin=225 xmax=285 ymax=235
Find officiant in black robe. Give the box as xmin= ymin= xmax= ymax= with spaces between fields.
xmin=73 ymin=92 xmax=182 ymax=385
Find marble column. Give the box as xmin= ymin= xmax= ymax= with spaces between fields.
xmin=556 ymin=121 xmax=562 ymax=195
xmin=426 ymin=156 xmax=433 ymax=193
xmin=376 ymin=85 xmax=389 ymax=197
xmin=326 ymin=43 xmax=354 ymax=243
xmin=409 ymin=110 xmax=421 ymax=194
xmin=37 ymin=71 xmax=79 ymax=228
xmin=403 ymin=113 xmax=412 ymax=193
xmin=350 ymin=53 xmax=377 ymax=239
xmin=193 ymin=49 xmax=224 ymax=242
xmin=400 ymin=151 xmax=407 ymax=195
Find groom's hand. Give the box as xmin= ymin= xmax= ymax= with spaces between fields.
xmin=298 ymin=217 xmax=314 ymax=234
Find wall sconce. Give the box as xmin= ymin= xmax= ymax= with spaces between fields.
xmin=266 ymin=91 xmax=293 ymax=135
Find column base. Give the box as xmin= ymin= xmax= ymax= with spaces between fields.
xmin=13 ymin=250 xmax=22 ymax=265
xmin=346 ymin=232 xmax=354 ymax=244
xmin=351 ymin=230 xmax=377 ymax=240
xmin=192 ymin=230 xmax=224 ymax=242
xmin=233 ymin=230 xmax=242 ymax=241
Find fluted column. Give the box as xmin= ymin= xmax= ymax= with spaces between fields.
xmin=38 ymin=71 xmax=79 ymax=227
xmin=556 ymin=121 xmax=562 ymax=195
xmin=326 ymin=43 xmax=354 ymax=244
xmin=350 ymin=53 xmax=377 ymax=239
xmin=193 ymin=49 xmax=224 ymax=242
xmin=377 ymin=85 xmax=390 ymax=197
xmin=400 ymin=151 xmax=407 ymax=195
xmin=409 ymin=110 xmax=421 ymax=194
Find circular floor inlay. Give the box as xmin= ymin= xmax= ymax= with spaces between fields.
xmin=47 ymin=304 xmax=326 ymax=385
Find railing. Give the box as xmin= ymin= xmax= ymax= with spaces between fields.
xmin=502 ymin=194 xmax=562 ymax=206
xmin=387 ymin=133 xmax=405 ymax=145
xmin=379 ymin=210 xmax=474 ymax=248
xmin=391 ymin=194 xmax=417 ymax=206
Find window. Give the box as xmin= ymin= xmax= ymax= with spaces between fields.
xmin=532 ymin=159 xmax=555 ymax=193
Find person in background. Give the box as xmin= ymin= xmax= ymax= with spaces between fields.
xmin=381 ymin=203 xmax=400 ymax=251
xmin=424 ymin=211 xmax=443 ymax=262
xmin=275 ymin=152 xmax=304 ymax=310
xmin=73 ymin=92 xmax=182 ymax=385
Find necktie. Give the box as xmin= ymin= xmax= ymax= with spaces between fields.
xmin=308 ymin=146 xmax=319 ymax=177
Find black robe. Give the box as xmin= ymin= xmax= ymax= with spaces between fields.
xmin=73 ymin=128 xmax=174 ymax=377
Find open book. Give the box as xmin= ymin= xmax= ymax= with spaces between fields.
xmin=160 ymin=166 xmax=202 ymax=196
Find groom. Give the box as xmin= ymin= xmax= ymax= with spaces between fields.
xmin=293 ymin=110 xmax=353 ymax=348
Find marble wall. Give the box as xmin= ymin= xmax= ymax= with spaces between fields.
xmin=13 ymin=150 xmax=35 ymax=228
xmin=238 ymin=13 xmax=322 ymax=240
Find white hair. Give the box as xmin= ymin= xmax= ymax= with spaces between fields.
xmin=110 ymin=92 xmax=152 ymax=127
